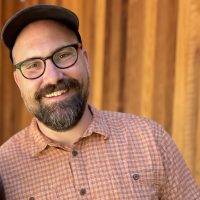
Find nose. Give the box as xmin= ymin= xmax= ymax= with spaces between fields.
xmin=42 ymin=59 xmax=64 ymax=84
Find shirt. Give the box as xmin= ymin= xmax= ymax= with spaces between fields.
xmin=0 ymin=105 xmax=199 ymax=200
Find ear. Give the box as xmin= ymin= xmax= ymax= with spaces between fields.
xmin=13 ymin=70 xmax=21 ymax=89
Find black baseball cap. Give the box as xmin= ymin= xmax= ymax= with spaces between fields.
xmin=1 ymin=4 xmax=82 ymax=51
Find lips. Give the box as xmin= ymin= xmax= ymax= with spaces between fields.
xmin=35 ymin=78 xmax=81 ymax=101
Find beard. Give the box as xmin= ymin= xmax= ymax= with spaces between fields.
xmin=25 ymin=78 xmax=89 ymax=131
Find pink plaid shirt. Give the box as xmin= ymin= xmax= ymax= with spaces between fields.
xmin=0 ymin=106 xmax=199 ymax=199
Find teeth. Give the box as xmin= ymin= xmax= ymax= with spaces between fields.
xmin=45 ymin=90 xmax=66 ymax=98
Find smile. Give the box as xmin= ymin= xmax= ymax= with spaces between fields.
xmin=45 ymin=90 xmax=67 ymax=98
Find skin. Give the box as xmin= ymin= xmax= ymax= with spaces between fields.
xmin=12 ymin=20 xmax=92 ymax=147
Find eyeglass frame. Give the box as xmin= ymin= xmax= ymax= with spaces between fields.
xmin=14 ymin=43 xmax=82 ymax=80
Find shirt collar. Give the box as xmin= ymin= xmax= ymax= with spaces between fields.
xmin=84 ymin=105 xmax=110 ymax=139
xmin=29 ymin=105 xmax=110 ymax=157
xmin=29 ymin=118 xmax=49 ymax=157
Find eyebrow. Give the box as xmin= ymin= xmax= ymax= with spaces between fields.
xmin=14 ymin=43 xmax=78 ymax=65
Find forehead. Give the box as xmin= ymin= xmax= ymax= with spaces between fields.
xmin=15 ymin=20 xmax=77 ymax=45
xmin=12 ymin=20 xmax=78 ymax=62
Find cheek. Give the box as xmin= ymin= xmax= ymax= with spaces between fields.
xmin=15 ymin=75 xmax=41 ymax=100
xmin=75 ymin=58 xmax=90 ymax=78
xmin=61 ymin=65 xmax=83 ymax=80
xmin=20 ymin=85 xmax=36 ymax=103
xmin=22 ymin=81 xmax=38 ymax=93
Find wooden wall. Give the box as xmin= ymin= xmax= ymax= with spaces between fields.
xmin=0 ymin=0 xmax=200 ymax=185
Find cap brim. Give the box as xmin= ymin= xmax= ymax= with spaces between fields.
xmin=1 ymin=4 xmax=80 ymax=50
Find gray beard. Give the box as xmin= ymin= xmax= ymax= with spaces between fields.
xmin=33 ymin=90 xmax=88 ymax=131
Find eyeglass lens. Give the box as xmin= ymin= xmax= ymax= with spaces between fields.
xmin=20 ymin=45 xmax=79 ymax=79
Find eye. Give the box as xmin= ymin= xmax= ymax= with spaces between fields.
xmin=55 ymin=52 xmax=73 ymax=61
xmin=54 ymin=47 xmax=75 ymax=62
xmin=21 ymin=60 xmax=41 ymax=70
xmin=58 ymin=52 xmax=72 ymax=59
xmin=26 ymin=63 xmax=38 ymax=69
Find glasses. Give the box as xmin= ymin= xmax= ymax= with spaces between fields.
xmin=15 ymin=43 xmax=82 ymax=80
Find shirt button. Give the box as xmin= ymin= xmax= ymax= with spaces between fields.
xmin=80 ymin=188 xmax=86 ymax=196
xmin=132 ymin=173 xmax=140 ymax=180
xmin=72 ymin=150 xmax=78 ymax=157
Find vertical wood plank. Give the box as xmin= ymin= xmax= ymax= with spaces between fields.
xmin=152 ymin=0 xmax=177 ymax=132
xmin=172 ymin=0 xmax=189 ymax=153
xmin=91 ymin=0 xmax=106 ymax=108
xmin=102 ymin=0 xmax=123 ymax=111
xmin=1 ymin=0 xmax=22 ymax=141
xmin=123 ymin=0 xmax=145 ymax=114
xmin=172 ymin=0 xmax=200 ymax=174
xmin=140 ymin=0 xmax=158 ymax=118
xmin=0 ymin=0 xmax=3 ymax=141
xmin=194 ymin=47 xmax=200 ymax=186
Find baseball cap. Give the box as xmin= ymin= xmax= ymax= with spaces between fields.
xmin=1 ymin=4 xmax=82 ymax=51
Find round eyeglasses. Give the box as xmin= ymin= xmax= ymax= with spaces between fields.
xmin=15 ymin=43 xmax=82 ymax=80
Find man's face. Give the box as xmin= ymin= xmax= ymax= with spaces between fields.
xmin=12 ymin=20 xmax=90 ymax=131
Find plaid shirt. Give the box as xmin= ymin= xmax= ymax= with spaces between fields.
xmin=0 ymin=106 xmax=199 ymax=200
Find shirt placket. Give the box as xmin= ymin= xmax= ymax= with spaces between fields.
xmin=69 ymin=145 xmax=91 ymax=200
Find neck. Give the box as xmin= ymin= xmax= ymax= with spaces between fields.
xmin=36 ymin=104 xmax=92 ymax=148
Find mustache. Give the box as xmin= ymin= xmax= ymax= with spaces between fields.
xmin=35 ymin=78 xmax=81 ymax=101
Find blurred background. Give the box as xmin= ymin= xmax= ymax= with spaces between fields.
xmin=0 ymin=0 xmax=200 ymax=185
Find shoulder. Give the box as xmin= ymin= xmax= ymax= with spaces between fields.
xmin=98 ymin=110 xmax=184 ymax=161
xmin=0 ymin=126 xmax=31 ymax=161
xmin=96 ymin=109 xmax=170 ymax=148
xmin=100 ymin=109 xmax=165 ymax=135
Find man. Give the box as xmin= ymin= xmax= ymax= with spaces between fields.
xmin=0 ymin=4 xmax=199 ymax=200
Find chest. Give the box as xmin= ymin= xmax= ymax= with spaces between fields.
xmin=3 ymin=138 xmax=164 ymax=200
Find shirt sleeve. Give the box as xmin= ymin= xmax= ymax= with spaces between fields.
xmin=156 ymin=124 xmax=200 ymax=199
